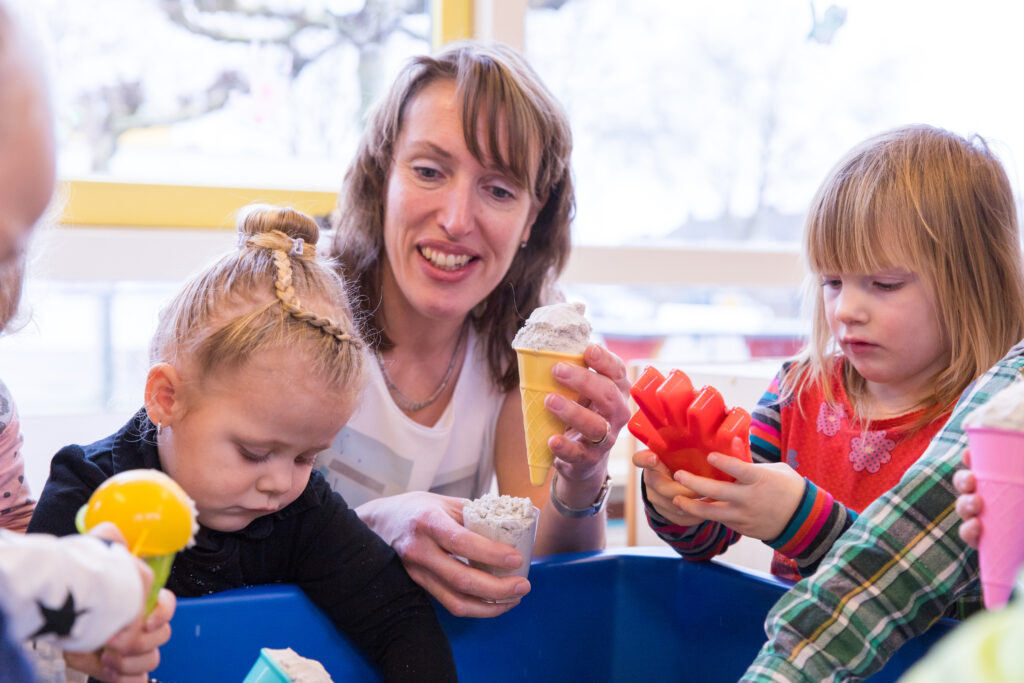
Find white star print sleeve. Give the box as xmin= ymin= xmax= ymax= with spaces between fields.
xmin=0 ymin=530 xmax=144 ymax=651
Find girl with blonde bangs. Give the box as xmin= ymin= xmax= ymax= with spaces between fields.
xmin=794 ymin=125 xmax=1024 ymax=430
xmin=30 ymin=204 xmax=458 ymax=681
xmin=639 ymin=124 xmax=1024 ymax=582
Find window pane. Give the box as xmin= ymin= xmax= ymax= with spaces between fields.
xmin=33 ymin=0 xmax=429 ymax=188
xmin=0 ymin=280 xmax=176 ymax=415
xmin=527 ymin=0 xmax=1024 ymax=246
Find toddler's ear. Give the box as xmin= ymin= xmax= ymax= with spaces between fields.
xmin=144 ymin=363 xmax=181 ymax=428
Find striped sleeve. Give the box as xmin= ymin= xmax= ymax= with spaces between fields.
xmin=755 ymin=363 xmax=857 ymax=577
xmin=741 ymin=341 xmax=1024 ymax=681
xmin=750 ymin=371 xmax=784 ymax=465
xmin=767 ymin=480 xmax=856 ymax=577
xmin=641 ymin=478 xmax=740 ymax=560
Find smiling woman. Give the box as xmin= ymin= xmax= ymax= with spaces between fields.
xmin=318 ymin=40 xmax=633 ymax=619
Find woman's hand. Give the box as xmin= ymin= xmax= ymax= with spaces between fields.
xmin=544 ymin=344 xmax=631 ymax=484
xmin=669 ymin=454 xmax=806 ymax=541
xmin=357 ymin=492 xmax=532 ymax=618
xmin=954 ymin=450 xmax=983 ymax=549
xmin=631 ymin=449 xmax=706 ymax=527
xmin=64 ymin=523 xmax=176 ymax=682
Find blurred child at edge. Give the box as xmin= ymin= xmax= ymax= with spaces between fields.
xmin=636 ymin=125 xmax=1024 ymax=581
xmin=0 ymin=2 xmax=174 ymax=680
xmin=27 ymin=204 xmax=458 ymax=682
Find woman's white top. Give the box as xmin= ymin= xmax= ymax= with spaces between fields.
xmin=317 ymin=328 xmax=506 ymax=507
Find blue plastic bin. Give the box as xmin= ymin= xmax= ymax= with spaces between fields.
xmin=154 ymin=548 xmax=955 ymax=682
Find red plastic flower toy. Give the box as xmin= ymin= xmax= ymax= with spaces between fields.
xmin=628 ymin=366 xmax=752 ymax=482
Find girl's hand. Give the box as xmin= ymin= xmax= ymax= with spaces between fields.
xmin=62 ymin=522 xmax=176 ymax=681
xmin=64 ymin=587 xmax=176 ymax=682
xmin=670 ymin=454 xmax=806 ymax=541
xmin=631 ymin=449 xmax=706 ymax=527
xmin=357 ymin=492 xmax=531 ymax=618
xmin=954 ymin=450 xmax=983 ymax=549
xmin=544 ymin=344 xmax=631 ymax=484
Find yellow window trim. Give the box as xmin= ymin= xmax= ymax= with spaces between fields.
xmin=59 ymin=179 xmax=337 ymax=230
xmin=432 ymin=0 xmax=473 ymax=48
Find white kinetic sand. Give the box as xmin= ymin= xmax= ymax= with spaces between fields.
xmin=512 ymin=302 xmax=592 ymax=354
xmin=967 ymin=381 xmax=1024 ymax=430
xmin=264 ymin=648 xmax=334 ymax=683
xmin=463 ymin=493 xmax=539 ymax=579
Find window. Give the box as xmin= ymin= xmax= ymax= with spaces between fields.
xmin=37 ymin=0 xmax=430 ymax=188
xmin=526 ymin=0 xmax=1023 ymax=370
xmin=526 ymin=0 xmax=1024 ymax=246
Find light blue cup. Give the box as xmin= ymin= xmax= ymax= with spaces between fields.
xmin=242 ymin=648 xmax=290 ymax=683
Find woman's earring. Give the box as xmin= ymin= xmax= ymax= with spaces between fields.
xmin=157 ymin=421 xmax=163 ymax=437
xmin=519 ymin=241 xmax=528 ymax=249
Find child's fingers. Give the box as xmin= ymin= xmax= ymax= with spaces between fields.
xmin=955 ymin=492 xmax=983 ymax=520
xmin=631 ymin=448 xmax=660 ymax=469
xmin=672 ymin=469 xmax=732 ymax=501
xmin=962 ymin=449 xmax=972 ymax=469
xmin=145 ymin=588 xmax=176 ymax=632
xmin=85 ymin=521 xmax=128 ymax=548
xmin=670 ymin=494 xmax=728 ymax=523
xmin=958 ymin=517 xmax=983 ymax=550
xmin=634 ymin=451 xmax=702 ymax=498
xmin=705 ymin=452 xmax=758 ymax=483
xmin=99 ymin=644 xmax=161 ymax=679
xmin=644 ymin=467 xmax=698 ymax=504
xmin=952 ymin=468 xmax=976 ymax=495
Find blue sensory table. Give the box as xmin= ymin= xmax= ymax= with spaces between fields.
xmin=154 ymin=547 xmax=955 ymax=682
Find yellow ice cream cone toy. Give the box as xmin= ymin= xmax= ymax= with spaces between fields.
xmin=75 ymin=469 xmax=197 ymax=612
xmin=515 ymin=347 xmax=585 ymax=486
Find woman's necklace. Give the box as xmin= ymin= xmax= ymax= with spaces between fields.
xmin=375 ymin=321 xmax=468 ymax=413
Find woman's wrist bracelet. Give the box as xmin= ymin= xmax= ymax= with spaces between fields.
xmin=549 ymin=471 xmax=612 ymax=518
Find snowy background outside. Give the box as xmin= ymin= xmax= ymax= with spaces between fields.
xmin=4 ymin=0 xmax=1024 ymax=416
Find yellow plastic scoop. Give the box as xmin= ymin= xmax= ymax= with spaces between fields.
xmin=76 ymin=469 xmax=197 ymax=611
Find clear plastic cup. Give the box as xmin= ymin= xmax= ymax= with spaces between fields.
xmin=242 ymin=648 xmax=290 ymax=683
xmin=463 ymin=502 xmax=540 ymax=580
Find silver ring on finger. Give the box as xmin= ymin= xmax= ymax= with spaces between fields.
xmin=589 ymin=420 xmax=611 ymax=447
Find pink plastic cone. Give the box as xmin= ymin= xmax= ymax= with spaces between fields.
xmin=966 ymin=426 xmax=1024 ymax=609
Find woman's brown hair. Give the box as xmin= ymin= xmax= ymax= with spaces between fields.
xmin=331 ymin=40 xmax=574 ymax=392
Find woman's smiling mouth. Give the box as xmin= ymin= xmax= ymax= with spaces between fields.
xmin=419 ymin=245 xmax=473 ymax=271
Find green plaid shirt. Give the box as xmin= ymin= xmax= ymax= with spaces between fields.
xmin=742 ymin=340 xmax=1024 ymax=682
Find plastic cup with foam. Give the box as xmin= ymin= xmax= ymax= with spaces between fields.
xmin=463 ymin=494 xmax=539 ymax=604
xmin=243 ymin=647 xmax=334 ymax=683
xmin=512 ymin=302 xmax=592 ymax=486
xmin=463 ymin=493 xmax=540 ymax=580
xmin=965 ymin=381 xmax=1024 ymax=609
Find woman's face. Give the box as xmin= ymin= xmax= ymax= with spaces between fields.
xmin=380 ymin=79 xmax=539 ymax=326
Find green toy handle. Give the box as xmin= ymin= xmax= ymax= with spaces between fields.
xmin=143 ymin=553 xmax=175 ymax=613
xmin=76 ymin=504 xmax=176 ymax=613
